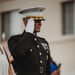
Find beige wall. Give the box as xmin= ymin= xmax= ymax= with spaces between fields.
xmin=0 ymin=0 xmax=75 ymax=75
xmin=0 ymin=14 xmax=1 ymax=42
xmin=49 ymin=35 xmax=75 ymax=71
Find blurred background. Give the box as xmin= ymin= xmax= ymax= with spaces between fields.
xmin=0 ymin=0 xmax=75 ymax=75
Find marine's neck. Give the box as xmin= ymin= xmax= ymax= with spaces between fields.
xmin=34 ymin=32 xmax=37 ymax=35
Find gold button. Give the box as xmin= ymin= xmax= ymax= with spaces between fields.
xmin=37 ymin=45 xmax=39 ymax=48
xmin=34 ymin=38 xmax=37 ymax=41
xmin=47 ymin=51 xmax=49 ymax=53
xmin=40 ymin=60 xmax=42 ymax=63
xmin=46 ymin=55 xmax=48 ymax=60
xmin=30 ymin=49 xmax=32 ymax=51
xmin=39 ymin=52 xmax=42 ymax=55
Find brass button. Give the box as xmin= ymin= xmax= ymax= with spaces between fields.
xmin=30 ymin=49 xmax=32 ymax=51
xmin=39 ymin=52 xmax=42 ymax=55
xmin=47 ymin=51 xmax=49 ymax=53
xmin=34 ymin=38 xmax=37 ymax=41
xmin=40 ymin=60 xmax=42 ymax=63
xmin=37 ymin=45 xmax=39 ymax=48
xmin=46 ymin=55 xmax=48 ymax=60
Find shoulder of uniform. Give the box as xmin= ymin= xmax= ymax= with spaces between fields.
xmin=38 ymin=36 xmax=45 ymax=40
xmin=8 ymin=30 xmax=25 ymax=41
xmin=13 ymin=34 xmax=21 ymax=38
xmin=9 ymin=34 xmax=20 ymax=39
xmin=38 ymin=36 xmax=48 ymax=41
xmin=38 ymin=36 xmax=49 ymax=44
xmin=8 ymin=34 xmax=20 ymax=43
xmin=37 ymin=36 xmax=48 ymax=42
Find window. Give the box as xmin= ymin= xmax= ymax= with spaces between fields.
xmin=1 ymin=10 xmax=24 ymax=41
xmin=62 ymin=1 xmax=75 ymax=35
xmin=1 ymin=12 xmax=11 ymax=41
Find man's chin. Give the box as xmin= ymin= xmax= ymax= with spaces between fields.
xmin=34 ymin=30 xmax=40 ymax=33
xmin=36 ymin=30 xmax=40 ymax=33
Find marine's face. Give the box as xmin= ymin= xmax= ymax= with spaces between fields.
xmin=23 ymin=18 xmax=42 ymax=33
xmin=34 ymin=20 xmax=42 ymax=33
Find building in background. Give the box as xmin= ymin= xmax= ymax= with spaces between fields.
xmin=0 ymin=0 xmax=75 ymax=75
